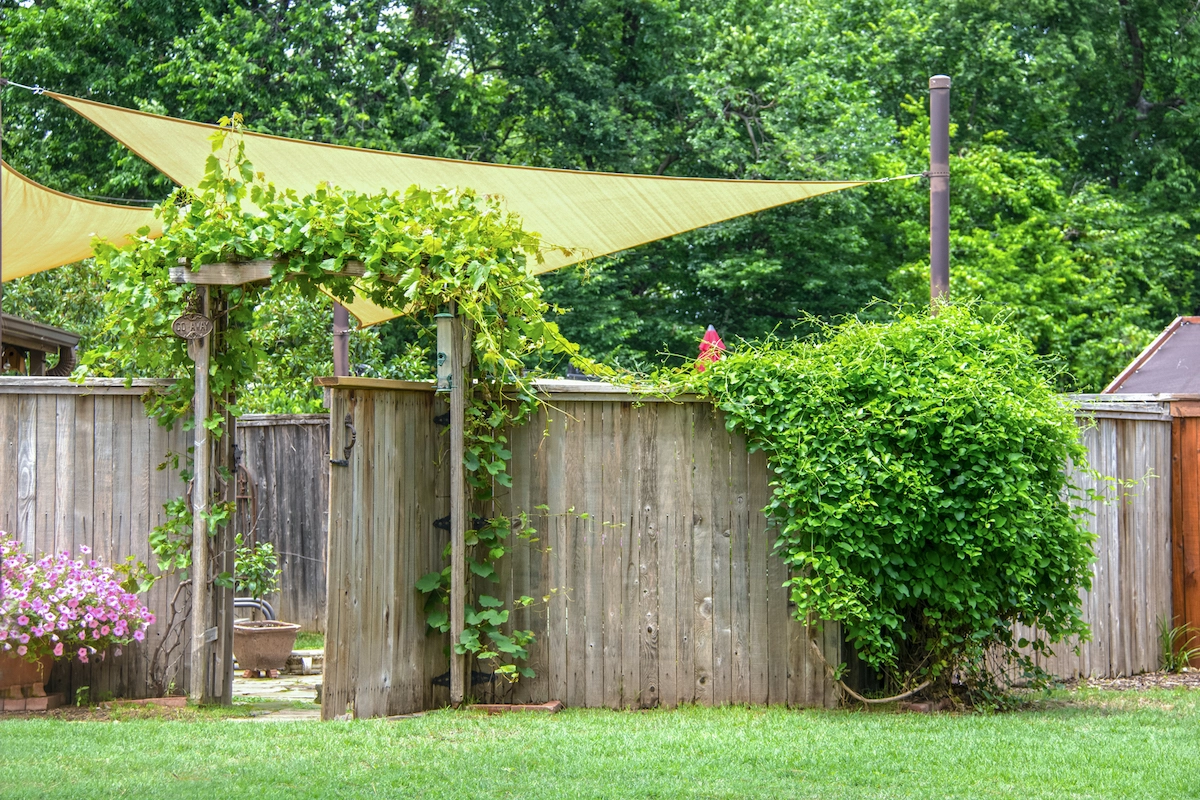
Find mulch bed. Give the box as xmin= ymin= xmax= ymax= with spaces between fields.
xmin=1066 ymin=670 xmax=1200 ymax=691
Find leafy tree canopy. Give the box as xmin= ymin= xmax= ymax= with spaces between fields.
xmin=3 ymin=0 xmax=1200 ymax=394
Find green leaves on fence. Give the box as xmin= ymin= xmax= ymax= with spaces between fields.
xmin=695 ymin=305 xmax=1096 ymax=698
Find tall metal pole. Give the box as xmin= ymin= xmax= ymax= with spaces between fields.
xmin=332 ymin=302 xmax=350 ymax=376
xmin=929 ymin=75 xmax=951 ymax=313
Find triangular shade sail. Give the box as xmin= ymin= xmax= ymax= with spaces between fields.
xmin=52 ymin=93 xmax=865 ymax=326
xmin=2 ymin=161 xmax=161 ymax=281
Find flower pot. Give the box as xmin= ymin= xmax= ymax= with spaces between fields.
xmin=0 ymin=653 xmax=53 ymax=697
xmin=233 ymin=620 xmax=300 ymax=672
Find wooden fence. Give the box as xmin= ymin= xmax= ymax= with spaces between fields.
xmin=322 ymin=383 xmax=1177 ymax=719
xmin=1016 ymin=399 xmax=1173 ymax=678
xmin=0 ymin=377 xmax=191 ymax=701
xmin=236 ymin=414 xmax=329 ymax=632
xmin=0 ymin=377 xmax=1176 ymax=708
xmin=0 ymin=380 xmax=332 ymax=700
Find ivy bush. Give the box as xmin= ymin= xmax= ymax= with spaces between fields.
xmin=698 ymin=306 xmax=1095 ymax=696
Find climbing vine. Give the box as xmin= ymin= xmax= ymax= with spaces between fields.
xmin=83 ymin=117 xmax=590 ymax=682
xmin=682 ymin=305 xmax=1095 ymax=703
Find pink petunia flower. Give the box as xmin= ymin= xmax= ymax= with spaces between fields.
xmin=53 ymin=642 xmax=63 ymax=657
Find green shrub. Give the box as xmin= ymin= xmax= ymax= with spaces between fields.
xmin=702 ymin=305 xmax=1094 ymax=693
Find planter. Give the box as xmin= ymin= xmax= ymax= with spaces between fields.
xmin=0 ymin=654 xmax=53 ymax=697
xmin=233 ymin=620 xmax=300 ymax=672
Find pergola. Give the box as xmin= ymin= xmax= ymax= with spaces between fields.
xmin=1 ymin=77 xmax=951 ymax=704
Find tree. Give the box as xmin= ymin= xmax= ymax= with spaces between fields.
xmin=4 ymin=0 xmax=1200 ymax=392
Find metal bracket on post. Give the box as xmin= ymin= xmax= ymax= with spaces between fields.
xmin=329 ymin=413 xmax=357 ymax=467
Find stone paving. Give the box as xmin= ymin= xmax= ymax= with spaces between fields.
xmin=232 ymin=664 xmax=322 ymax=722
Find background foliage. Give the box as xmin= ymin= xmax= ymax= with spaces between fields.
xmin=4 ymin=0 xmax=1200 ymax=394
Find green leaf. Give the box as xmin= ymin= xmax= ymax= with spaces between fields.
xmin=415 ymin=572 xmax=444 ymax=593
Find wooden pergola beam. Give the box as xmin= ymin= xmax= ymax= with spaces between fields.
xmin=168 ymin=259 xmax=367 ymax=286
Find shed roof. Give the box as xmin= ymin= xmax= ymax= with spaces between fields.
xmin=1104 ymin=317 xmax=1200 ymax=394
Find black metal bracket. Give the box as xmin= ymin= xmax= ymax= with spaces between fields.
xmin=330 ymin=413 xmax=357 ymax=467
xmin=433 ymin=515 xmax=488 ymax=532
xmin=433 ymin=411 xmax=451 ymax=426
xmin=431 ymin=670 xmax=495 ymax=688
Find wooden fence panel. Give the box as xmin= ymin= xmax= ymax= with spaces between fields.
xmin=320 ymin=384 xmax=447 ymax=720
xmin=321 ymin=382 xmax=840 ymax=717
xmin=1015 ymin=402 xmax=1174 ymax=678
xmin=0 ymin=378 xmax=190 ymax=701
xmin=321 ymin=386 xmax=1175 ymax=718
xmin=235 ymin=415 xmax=329 ymax=632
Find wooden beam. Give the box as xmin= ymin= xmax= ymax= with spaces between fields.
xmin=449 ymin=314 xmax=471 ymax=706
xmin=314 ymin=377 xmax=435 ymax=392
xmin=168 ymin=259 xmax=367 ymax=286
xmin=189 ymin=286 xmax=212 ymax=703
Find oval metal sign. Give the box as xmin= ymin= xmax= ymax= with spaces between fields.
xmin=172 ymin=313 xmax=214 ymax=340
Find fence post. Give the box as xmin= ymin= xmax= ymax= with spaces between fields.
xmin=448 ymin=312 xmax=471 ymax=705
xmin=189 ymin=286 xmax=213 ymax=702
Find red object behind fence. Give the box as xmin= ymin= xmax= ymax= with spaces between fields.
xmin=696 ymin=325 xmax=725 ymax=372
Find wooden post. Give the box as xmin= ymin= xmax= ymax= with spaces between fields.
xmin=189 ymin=286 xmax=212 ymax=702
xmin=449 ymin=313 xmax=471 ymax=706
xmin=212 ymin=291 xmax=236 ymax=705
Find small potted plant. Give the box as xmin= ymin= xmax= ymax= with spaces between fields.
xmin=232 ymin=535 xmax=298 ymax=678
xmin=1 ymin=532 xmax=155 ymax=701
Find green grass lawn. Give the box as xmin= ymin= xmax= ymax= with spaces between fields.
xmin=2 ymin=690 xmax=1198 ymax=799
xmin=293 ymin=631 xmax=325 ymax=651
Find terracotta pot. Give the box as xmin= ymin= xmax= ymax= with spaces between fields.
xmin=0 ymin=653 xmax=54 ymax=694
xmin=233 ymin=620 xmax=300 ymax=672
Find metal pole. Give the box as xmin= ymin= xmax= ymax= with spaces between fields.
xmin=332 ymin=302 xmax=350 ymax=376
xmin=448 ymin=312 xmax=470 ymax=706
xmin=189 ymin=287 xmax=212 ymax=702
xmin=929 ymin=75 xmax=951 ymax=313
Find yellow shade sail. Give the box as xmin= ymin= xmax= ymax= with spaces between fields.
xmin=52 ymin=92 xmax=865 ymax=326
xmin=2 ymin=160 xmax=161 ymax=282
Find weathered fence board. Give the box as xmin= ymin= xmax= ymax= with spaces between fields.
xmin=235 ymin=414 xmax=329 ymax=632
